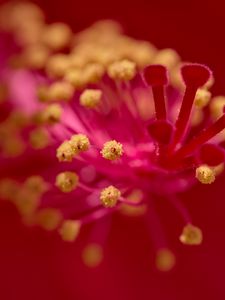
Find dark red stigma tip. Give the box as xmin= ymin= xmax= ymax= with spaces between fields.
xmin=181 ymin=64 xmax=212 ymax=87
xmin=143 ymin=65 xmax=168 ymax=86
xmin=198 ymin=143 xmax=225 ymax=166
xmin=148 ymin=120 xmax=173 ymax=144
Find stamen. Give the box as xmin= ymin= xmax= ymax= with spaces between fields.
xmin=64 ymin=68 xmax=86 ymax=89
xmin=83 ymin=63 xmax=105 ymax=84
xmin=107 ymin=59 xmax=136 ymax=81
xmin=42 ymin=22 xmax=72 ymax=50
xmin=195 ymin=165 xmax=216 ymax=184
xmin=155 ymin=248 xmax=176 ymax=272
xmin=23 ymin=45 xmax=49 ymax=69
xmin=143 ymin=65 xmax=168 ymax=120
xmin=56 ymin=140 xmax=74 ymax=162
xmin=171 ymin=64 xmax=211 ymax=150
xmin=194 ymin=88 xmax=211 ymax=108
xmin=179 ymin=224 xmax=203 ymax=245
xmin=210 ymin=96 xmax=225 ymax=119
xmin=14 ymin=188 xmax=40 ymax=216
xmin=46 ymin=54 xmax=71 ymax=78
xmin=41 ymin=104 xmax=62 ymax=124
xmin=47 ymin=81 xmax=74 ymax=101
xmin=0 ymin=82 xmax=8 ymax=103
xmin=36 ymin=208 xmax=62 ymax=231
xmin=55 ymin=171 xmax=79 ymax=193
xmin=101 ymin=140 xmax=123 ymax=160
xmin=100 ymin=185 xmax=121 ymax=208
xmin=80 ymin=89 xmax=102 ymax=109
xmin=82 ymin=243 xmax=103 ymax=267
xmin=29 ymin=127 xmax=50 ymax=149
xmin=153 ymin=48 xmax=180 ymax=70
xmin=70 ymin=134 xmax=90 ymax=154
xmin=59 ymin=220 xmax=81 ymax=242
xmin=0 ymin=179 xmax=19 ymax=201
xmin=24 ymin=176 xmax=49 ymax=195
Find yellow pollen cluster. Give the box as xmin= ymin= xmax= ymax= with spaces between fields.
xmin=120 ymin=189 xmax=147 ymax=217
xmin=56 ymin=134 xmax=90 ymax=161
xmin=0 ymin=82 xmax=8 ymax=103
xmin=210 ymin=96 xmax=225 ymax=119
xmin=13 ymin=176 xmax=49 ymax=218
xmin=0 ymin=179 xmax=19 ymax=201
xmin=42 ymin=22 xmax=72 ymax=50
xmin=46 ymin=54 xmax=70 ymax=78
xmin=59 ymin=220 xmax=81 ymax=242
xmin=194 ymin=88 xmax=211 ymax=108
xmin=41 ymin=104 xmax=62 ymax=124
xmin=153 ymin=48 xmax=180 ymax=70
xmin=100 ymin=185 xmax=121 ymax=208
xmin=23 ymin=44 xmax=49 ymax=69
xmin=29 ymin=127 xmax=50 ymax=149
xmin=80 ymin=89 xmax=102 ymax=109
xmin=101 ymin=140 xmax=123 ymax=160
xmin=107 ymin=59 xmax=136 ymax=81
xmin=156 ymin=248 xmax=176 ymax=272
xmin=180 ymin=224 xmax=203 ymax=245
xmin=82 ymin=243 xmax=103 ymax=268
xmin=70 ymin=134 xmax=90 ymax=153
xmin=36 ymin=208 xmax=62 ymax=231
xmin=195 ymin=165 xmax=216 ymax=184
xmin=55 ymin=171 xmax=79 ymax=193
xmin=24 ymin=176 xmax=49 ymax=195
xmin=47 ymin=81 xmax=74 ymax=102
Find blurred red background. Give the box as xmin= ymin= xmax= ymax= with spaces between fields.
xmin=1 ymin=0 xmax=225 ymax=299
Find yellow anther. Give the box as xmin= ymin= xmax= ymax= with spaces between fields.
xmin=29 ymin=127 xmax=50 ymax=149
xmin=42 ymin=104 xmax=62 ymax=124
xmin=191 ymin=109 xmax=204 ymax=127
xmin=156 ymin=249 xmax=176 ymax=272
xmin=36 ymin=208 xmax=62 ymax=231
xmin=196 ymin=165 xmax=216 ymax=184
xmin=15 ymin=188 xmax=40 ymax=216
xmin=42 ymin=22 xmax=72 ymax=50
xmin=23 ymin=45 xmax=49 ymax=69
xmin=55 ymin=171 xmax=79 ymax=193
xmin=120 ymin=189 xmax=147 ymax=217
xmin=24 ymin=176 xmax=49 ymax=195
xmin=194 ymin=88 xmax=211 ymax=108
xmin=48 ymin=81 xmax=74 ymax=101
xmin=83 ymin=63 xmax=105 ymax=84
xmin=70 ymin=134 xmax=90 ymax=154
xmin=37 ymin=85 xmax=49 ymax=103
xmin=100 ymin=185 xmax=121 ymax=208
xmin=64 ymin=68 xmax=86 ymax=89
xmin=107 ymin=59 xmax=136 ymax=81
xmin=214 ymin=163 xmax=224 ymax=176
xmin=101 ymin=140 xmax=123 ymax=160
xmin=0 ymin=179 xmax=19 ymax=201
xmin=0 ymin=83 xmax=8 ymax=103
xmin=59 ymin=220 xmax=81 ymax=242
xmin=153 ymin=48 xmax=180 ymax=69
xmin=82 ymin=243 xmax=103 ymax=268
xmin=46 ymin=54 xmax=71 ymax=78
xmin=2 ymin=135 xmax=25 ymax=157
xmin=56 ymin=140 xmax=74 ymax=162
xmin=80 ymin=89 xmax=102 ymax=109
xmin=210 ymin=96 xmax=225 ymax=120
xmin=8 ymin=110 xmax=29 ymax=129
xmin=128 ymin=41 xmax=157 ymax=68
xmin=180 ymin=224 xmax=203 ymax=245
